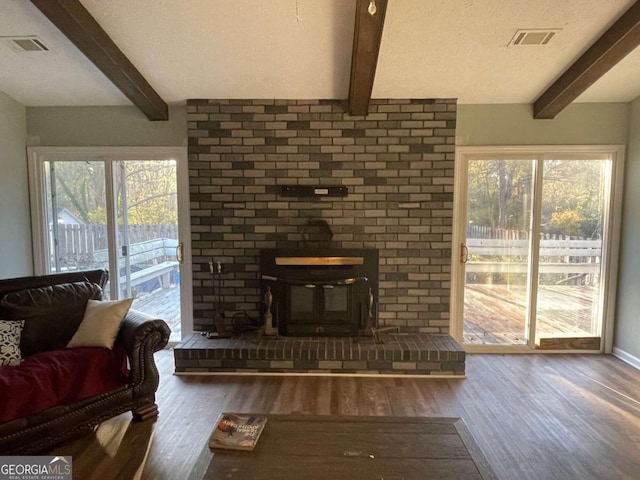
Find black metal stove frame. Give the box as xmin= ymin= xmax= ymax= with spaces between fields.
xmin=260 ymin=248 xmax=378 ymax=336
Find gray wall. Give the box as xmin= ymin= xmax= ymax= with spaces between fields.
xmin=0 ymin=92 xmax=32 ymax=278
xmin=26 ymin=105 xmax=187 ymax=146
xmin=614 ymin=97 xmax=640 ymax=359
xmin=457 ymin=103 xmax=628 ymax=145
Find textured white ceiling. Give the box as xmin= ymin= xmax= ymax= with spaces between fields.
xmin=0 ymin=0 xmax=638 ymax=107
xmin=0 ymin=0 xmax=127 ymax=105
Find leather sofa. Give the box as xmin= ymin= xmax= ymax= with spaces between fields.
xmin=0 ymin=269 xmax=170 ymax=454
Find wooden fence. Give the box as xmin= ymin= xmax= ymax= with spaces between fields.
xmin=465 ymin=227 xmax=602 ymax=285
xmin=467 ymin=225 xmax=528 ymax=240
xmin=53 ymin=223 xmax=178 ymax=270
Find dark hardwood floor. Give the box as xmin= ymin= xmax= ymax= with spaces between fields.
xmin=49 ymin=350 xmax=640 ymax=479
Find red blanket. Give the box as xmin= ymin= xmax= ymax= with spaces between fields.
xmin=0 ymin=346 xmax=129 ymax=423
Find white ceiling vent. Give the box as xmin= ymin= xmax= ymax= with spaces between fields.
xmin=509 ymin=29 xmax=560 ymax=46
xmin=1 ymin=36 xmax=52 ymax=53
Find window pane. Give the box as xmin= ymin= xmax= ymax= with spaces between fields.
xmin=463 ymin=159 xmax=534 ymax=345
xmin=47 ymin=161 xmax=107 ymax=274
xmin=536 ymin=159 xmax=607 ymax=341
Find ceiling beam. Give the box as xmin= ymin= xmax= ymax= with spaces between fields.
xmin=348 ymin=0 xmax=388 ymax=116
xmin=533 ymin=1 xmax=640 ymax=119
xmin=30 ymin=0 xmax=168 ymax=121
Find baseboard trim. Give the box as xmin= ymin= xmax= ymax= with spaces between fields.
xmin=173 ymin=371 xmax=466 ymax=379
xmin=613 ymin=347 xmax=640 ymax=370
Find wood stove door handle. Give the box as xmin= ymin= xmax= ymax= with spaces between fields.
xmin=368 ymin=287 xmax=374 ymax=319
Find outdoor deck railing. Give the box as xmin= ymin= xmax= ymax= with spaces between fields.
xmin=53 ymin=223 xmax=178 ymax=267
xmin=52 ymin=224 xmax=179 ymax=290
xmin=465 ymin=235 xmax=601 ymax=284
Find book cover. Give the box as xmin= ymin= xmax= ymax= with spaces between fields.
xmin=208 ymin=413 xmax=268 ymax=451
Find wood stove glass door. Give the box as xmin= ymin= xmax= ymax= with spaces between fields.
xmin=288 ymin=284 xmax=351 ymax=324
xmin=290 ymin=285 xmax=317 ymax=322
xmin=323 ymin=285 xmax=350 ymax=322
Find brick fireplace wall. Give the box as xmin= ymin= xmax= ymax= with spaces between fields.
xmin=187 ymin=99 xmax=456 ymax=334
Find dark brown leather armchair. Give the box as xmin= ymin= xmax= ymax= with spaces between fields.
xmin=0 ymin=269 xmax=170 ymax=454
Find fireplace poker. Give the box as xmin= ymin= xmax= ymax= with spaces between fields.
xmin=370 ymin=325 xmax=400 ymax=344
xmin=205 ymin=259 xmax=232 ymax=338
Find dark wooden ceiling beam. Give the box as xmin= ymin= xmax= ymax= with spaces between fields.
xmin=30 ymin=0 xmax=168 ymax=121
xmin=533 ymin=1 xmax=640 ymax=119
xmin=348 ymin=0 xmax=388 ymax=116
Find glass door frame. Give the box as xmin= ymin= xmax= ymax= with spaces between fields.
xmin=451 ymin=145 xmax=625 ymax=353
xmin=27 ymin=146 xmax=193 ymax=340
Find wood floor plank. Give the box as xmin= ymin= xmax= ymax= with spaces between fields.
xmin=46 ymin=351 xmax=640 ymax=480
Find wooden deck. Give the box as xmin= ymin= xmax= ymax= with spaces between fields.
xmin=128 ymin=283 xmax=599 ymax=347
xmin=463 ymin=284 xmax=599 ymax=345
xmin=132 ymin=287 xmax=181 ymax=340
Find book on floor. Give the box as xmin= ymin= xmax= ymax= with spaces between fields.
xmin=208 ymin=412 xmax=267 ymax=451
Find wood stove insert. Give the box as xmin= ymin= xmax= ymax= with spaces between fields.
xmin=260 ymin=248 xmax=378 ymax=336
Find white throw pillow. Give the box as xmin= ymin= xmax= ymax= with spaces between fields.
xmin=67 ymin=298 xmax=133 ymax=349
xmin=0 ymin=320 xmax=25 ymax=366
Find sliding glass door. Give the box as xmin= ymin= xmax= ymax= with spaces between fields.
xmin=453 ymin=146 xmax=623 ymax=352
xmin=28 ymin=147 xmax=191 ymax=342
xmin=462 ymin=158 xmax=535 ymax=346
xmin=113 ymin=160 xmax=181 ymax=308
xmin=535 ymin=159 xmax=607 ymax=348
